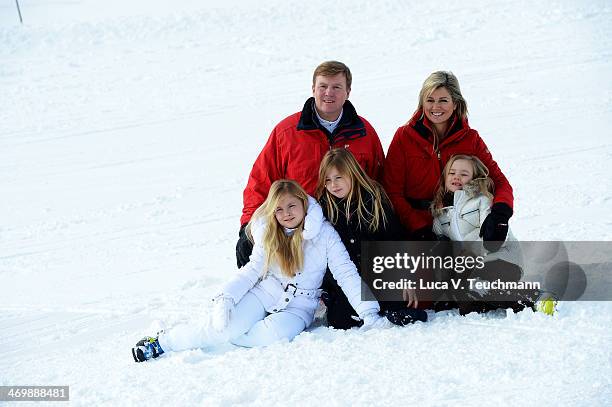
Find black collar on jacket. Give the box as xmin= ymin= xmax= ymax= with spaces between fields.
xmin=297 ymin=97 xmax=367 ymax=144
xmin=413 ymin=113 xmax=465 ymax=142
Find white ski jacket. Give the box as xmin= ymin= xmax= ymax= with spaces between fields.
xmin=222 ymin=196 xmax=380 ymax=326
xmin=432 ymin=184 xmax=523 ymax=269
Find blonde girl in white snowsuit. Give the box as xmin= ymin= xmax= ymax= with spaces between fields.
xmin=132 ymin=180 xmax=385 ymax=362
xmin=431 ymin=155 xmax=533 ymax=315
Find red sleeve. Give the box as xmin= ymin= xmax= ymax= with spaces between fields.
xmin=382 ymin=127 xmax=431 ymax=232
xmin=472 ymin=133 xmax=514 ymax=210
xmin=371 ymin=127 xmax=385 ymax=182
xmin=240 ymin=127 xmax=282 ymax=225
xmin=360 ymin=117 xmax=385 ymax=182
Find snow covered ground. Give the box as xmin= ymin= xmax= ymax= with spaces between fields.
xmin=1 ymin=0 xmax=611 ymax=405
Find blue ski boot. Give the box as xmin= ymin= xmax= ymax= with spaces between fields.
xmin=132 ymin=335 xmax=164 ymax=362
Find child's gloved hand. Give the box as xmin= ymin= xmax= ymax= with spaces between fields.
xmin=479 ymin=202 xmax=513 ymax=252
xmin=211 ymin=294 xmax=235 ymax=333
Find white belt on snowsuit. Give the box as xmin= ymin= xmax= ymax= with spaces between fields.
xmin=269 ymin=283 xmax=322 ymax=313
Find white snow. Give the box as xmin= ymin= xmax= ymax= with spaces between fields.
xmin=1 ymin=0 xmax=611 ymax=405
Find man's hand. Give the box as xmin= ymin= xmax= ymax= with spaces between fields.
xmin=235 ymin=224 xmax=253 ymax=268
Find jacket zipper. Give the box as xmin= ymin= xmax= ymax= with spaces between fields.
xmin=450 ymin=191 xmax=464 ymax=241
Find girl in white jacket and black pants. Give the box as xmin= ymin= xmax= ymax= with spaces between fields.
xmin=132 ymin=180 xmax=385 ymax=362
xmin=431 ymin=155 xmax=535 ymax=315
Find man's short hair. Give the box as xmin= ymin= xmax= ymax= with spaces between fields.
xmin=312 ymin=61 xmax=352 ymax=90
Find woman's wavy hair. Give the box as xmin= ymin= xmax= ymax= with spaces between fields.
xmin=247 ymin=180 xmax=308 ymax=278
xmin=417 ymin=71 xmax=468 ymax=121
xmin=315 ymin=148 xmax=390 ymax=232
xmin=431 ymin=155 xmax=494 ymax=216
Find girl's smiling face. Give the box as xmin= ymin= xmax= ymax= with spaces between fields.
xmin=324 ymin=167 xmax=351 ymax=199
xmin=445 ymin=159 xmax=474 ymax=192
xmin=274 ymin=194 xmax=305 ymax=229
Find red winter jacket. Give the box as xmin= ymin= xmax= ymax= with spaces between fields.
xmin=241 ymin=98 xmax=384 ymax=225
xmin=383 ymin=110 xmax=513 ymax=233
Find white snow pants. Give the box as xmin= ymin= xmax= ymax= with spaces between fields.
xmin=158 ymin=292 xmax=306 ymax=351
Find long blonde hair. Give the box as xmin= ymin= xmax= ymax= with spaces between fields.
xmin=431 ymin=155 xmax=494 ymax=216
xmin=247 ymin=180 xmax=308 ymax=278
xmin=315 ymin=148 xmax=390 ymax=232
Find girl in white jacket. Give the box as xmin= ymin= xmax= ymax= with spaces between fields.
xmin=132 ymin=180 xmax=384 ymax=362
xmin=431 ymin=155 xmax=534 ymax=315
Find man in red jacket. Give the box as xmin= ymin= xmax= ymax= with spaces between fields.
xmin=236 ymin=61 xmax=384 ymax=267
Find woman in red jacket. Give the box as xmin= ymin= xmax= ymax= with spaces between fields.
xmin=383 ymin=71 xmax=513 ymax=251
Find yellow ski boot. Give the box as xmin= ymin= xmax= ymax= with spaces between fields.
xmin=535 ymin=294 xmax=558 ymax=316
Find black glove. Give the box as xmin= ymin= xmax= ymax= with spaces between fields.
xmin=411 ymin=226 xmax=438 ymax=241
xmin=235 ymin=224 xmax=253 ymax=268
xmin=479 ymin=202 xmax=513 ymax=252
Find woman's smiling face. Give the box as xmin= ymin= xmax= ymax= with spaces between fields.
xmin=423 ymin=87 xmax=456 ymax=131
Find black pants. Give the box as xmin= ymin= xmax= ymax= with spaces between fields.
xmin=447 ymin=260 xmax=537 ymax=316
xmin=321 ymin=270 xmax=407 ymax=329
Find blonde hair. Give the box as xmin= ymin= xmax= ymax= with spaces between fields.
xmin=431 ymin=155 xmax=494 ymax=216
xmin=418 ymin=71 xmax=468 ymax=121
xmin=247 ymin=180 xmax=308 ymax=278
xmin=316 ymin=148 xmax=390 ymax=232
